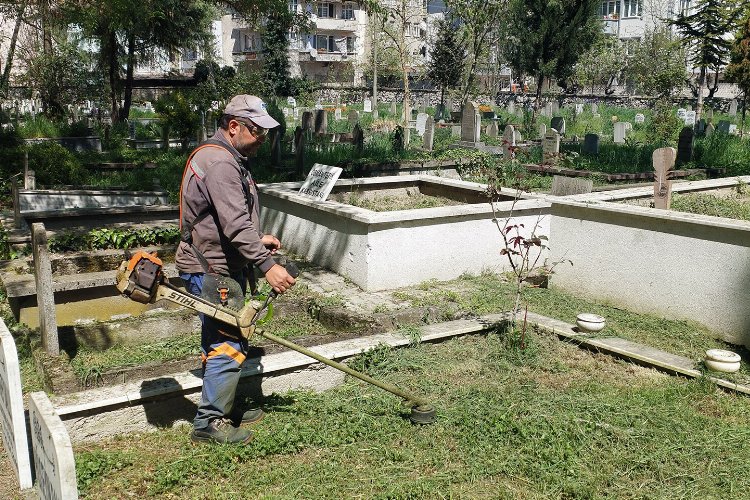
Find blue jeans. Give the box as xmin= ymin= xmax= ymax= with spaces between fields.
xmin=180 ymin=270 xmax=249 ymax=430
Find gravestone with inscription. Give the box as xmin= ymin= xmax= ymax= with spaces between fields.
xmin=551 ymin=175 xmax=593 ymax=196
xmin=507 ymin=102 xmax=515 ymax=115
xmin=542 ymin=129 xmax=560 ymax=164
xmin=583 ymin=133 xmax=599 ymax=155
xmin=298 ymin=164 xmax=343 ymax=201
xmin=677 ymin=108 xmax=687 ymax=120
xmin=334 ymin=108 xmax=342 ymax=120
xmin=653 ymin=147 xmax=676 ymax=209
xmin=590 ymin=103 xmax=598 ymax=114
xmin=538 ymin=123 xmax=546 ymax=139
xmin=634 ymin=113 xmax=645 ymax=124
xmin=613 ymin=122 xmax=630 ymax=144
xmin=390 ymin=101 xmax=397 ymax=115
xmin=684 ymin=110 xmax=696 ymax=126
xmin=705 ymin=123 xmax=715 ymax=136
xmin=550 ymin=102 xmax=560 ymax=114
xmin=550 ymin=116 xmax=565 ymax=135
xmin=29 ymin=392 xmax=78 ymax=499
xmin=435 ymin=104 xmax=445 ymax=121
xmin=415 ymin=112 xmax=429 ymax=137
xmin=0 ymin=321 xmax=32 ymax=490
xmin=363 ymin=98 xmax=372 ymax=113
xmin=717 ymin=120 xmax=731 ymax=134
xmin=486 ymin=122 xmax=498 ymax=138
xmin=676 ymin=127 xmax=694 ymax=164
xmin=514 ymin=129 xmax=522 ymax=143
xmin=575 ymin=103 xmax=584 ymax=115
xmin=729 ymin=99 xmax=737 ymax=116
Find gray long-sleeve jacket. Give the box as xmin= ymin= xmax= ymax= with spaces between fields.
xmin=175 ymin=131 xmax=275 ymax=276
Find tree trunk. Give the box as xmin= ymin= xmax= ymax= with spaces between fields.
xmin=120 ymin=34 xmax=136 ymax=122
xmin=105 ymin=30 xmax=121 ymax=123
xmin=742 ymin=92 xmax=747 ymax=137
xmin=535 ymin=74 xmax=543 ymax=111
xmin=696 ymin=65 xmax=706 ymax=122
xmin=0 ymin=1 xmax=27 ymax=97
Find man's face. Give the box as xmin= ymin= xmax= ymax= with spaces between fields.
xmin=229 ymin=119 xmax=267 ymax=156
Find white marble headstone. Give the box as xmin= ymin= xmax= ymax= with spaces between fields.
xmin=29 ymin=392 xmax=78 ymax=499
xmin=575 ymin=104 xmax=584 ymax=115
xmin=677 ymin=108 xmax=686 ymax=120
xmin=334 ymin=108 xmax=342 ymax=120
xmin=415 ymin=113 xmax=429 ymax=137
xmin=287 ymin=96 xmax=297 ymax=107
xmin=0 ymin=322 xmax=32 ymax=489
xmin=298 ymin=164 xmax=343 ymax=201
xmin=684 ymin=111 xmax=696 ymax=126
xmin=729 ymin=99 xmax=738 ymax=116
xmin=613 ymin=121 xmax=630 ymax=143
xmin=634 ymin=113 xmax=645 ymax=124
xmin=363 ymin=99 xmax=372 ymax=113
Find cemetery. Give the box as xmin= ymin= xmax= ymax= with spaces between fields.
xmin=3 ymin=1 xmax=750 ymax=497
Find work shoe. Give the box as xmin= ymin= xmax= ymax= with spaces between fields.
xmin=191 ymin=419 xmax=253 ymax=444
xmin=229 ymin=406 xmax=266 ymax=426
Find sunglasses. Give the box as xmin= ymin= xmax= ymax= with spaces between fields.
xmin=237 ymin=119 xmax=269 ymax=138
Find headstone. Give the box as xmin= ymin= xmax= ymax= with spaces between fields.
xmin=653 ymin=147 xmax=676 ymax=209
xmin=128 ymin=120 xmax=136 ymax=139
xmin=590 ymin=103 xmax=598 ymax=114
xmin=583 ymin=133 xmax=599 ymax=155
xmin=0 ymin=322 xmax=33 ymax=489
xmin=445 ymin=97 xmax=453 ymax=113
xmin=729 ymin=124 xmax=738 ymax=135
xmin=514 ymin=129 xmax=522 ymax=143
xmin=294 ymin=126 xmax=304 ymax=176
xmin=550 ymin=116 xmax=565 ymax=135
xmin=461 ymin=101 xmax=481 ymax=143
xmin=282 ymin=107 xmax=291 ymax=117
xmin=542 ymin=103 xmax=552 ymax=117
xmin=695 ymin=119 xmax=706 ymax=136
xmin=293 ymin=107 xmax=299 ymax=119
xmin=423 ymin=116 xmax=435 ymax=151
xmin=550 ymin=102 xmax=560 ymax=114
xmin=315 ymin=100 xmax=322 ymax=110
xmin=502 ymin=125 xmax=515 ymax=159
xmin=419 ymin=101 xmax=426 ymax=114
xmin=705 ymin=123 xmax=715 ymax=136
xmin=717 ymin=120 xmax=731 ymax=134
xmin=352 ymin=124 xmax=364 ymax=153
xmin=314 ymin=109 xmax=328 ymax=134
xmin=390 ymin=101 xmax=397 ymax=115
xmin=270 ymin=129 xmax=281 ymax=165
xmin=686 ymin=105 xmax=692 ymax=112
xmin=729 ymin=99 xmax=737 ymax=116
xmin=301 ymin=111 xmax=313 ymax=131
xmin=348 ymin=109 xmax=359 ymax=126
xmin=550 ymin=176 xmax=593 ymax=196
xmin=538 ymin=123 xmax=547 ymax=138
xmin=334 ymin=108 xmax=342 ymax=120
xmin=435 ymin=104 xmax=445 ymax=121
xmin=676 ymin=127 xmax=694 ymax=164
xmin=575 ymin=103 xmax=584 ymax=115
xmin=287 ymin=96 xmax=297 ymax=107
xmin=684 ymin=110 xmax=696 ymax=126
xmin=393 ymin=125 xmax=404 ymax=152
xmin=507 ymin=102 xmax=515 ymax=115
xmin=298 ymin=164 xmax=343 ymax=201
xmin=451 ymin=125 xmax=461 ymax=137
xmin=29 ymin=392 xmax=79 ymax=499
xmin=542 ymin=129 xmax=560 ymax=164
xmin=363 ymin=98 xmax=372 ymax=113
xmin=706 ymin=108 xmax=713 ymax=121
xmin=614 ymin=121 xmax=630 ymax=144
xmin=677 ymin=108 xmax=687 ymax=120
xmin=32 ymin=223 xmax=58 ymax=355
xmin=415 ymin=112 xmax=429 ymax=137
xmin=634 ymin=113 xmax=645 ymax=124
xmin=486 ymin=122 xmax=498 ymax=138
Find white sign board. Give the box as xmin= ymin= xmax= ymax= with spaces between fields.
xmin=287 ymin=96 xmax=297 ymax=107
xmin=29 ymin=392 xmax=78 ymax=499
xmin=0 ymin=322 xmax=32 ymax=489
xmin=363 ymin=99 xmax=372 ymax=113
xmin=298 ymin=164 xmax=343 ymax=201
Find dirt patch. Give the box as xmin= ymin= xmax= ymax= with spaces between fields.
xmin=0 ymin=435 xmax=22 ymax=500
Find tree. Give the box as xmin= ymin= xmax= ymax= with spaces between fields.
xmin=670 ymin=0 xmax=748 ymax=121
xmin=503 ymin=0 xmax=602 ymax=108
xmin=573 ymin=36 xmax=626 ymax=94
xmin=0 ymin=1 xmax=29 ymax=97
xmin=444 ymin=0 xmax=506 ymax=103
xmin=261 ymin=11 xmax=292 ymax=96
xmin=427 ymin=18 xmax=464 ymax=109
xmin=627 ymin=26 xmax=688 ymax=98
xmin=726 ymin=12 xmax=750 ymax=134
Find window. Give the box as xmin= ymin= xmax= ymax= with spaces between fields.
xmin=341 ymin=2 xmax=354 ymax=19
xmin=600 ymin=1 xmax=620 ymax=18
xmin=623 ymin=0 xmax=640 ymax=17
xmin=679 ymin=0 xmax=691 ymax=16
xmin=183 ymin=48 xmax=198 ymax=61
xmin=314 ymin=34 xmax=336 ymax=52
xmin=317 ymin=2 xmax=334 ymax=18
xmin=244 ymin=34 xmax=260 ymax=52
xmin=346 ymin=36 xmax=355 ymax=53
xmin=288 ymin=0 xmax=298 ymax=12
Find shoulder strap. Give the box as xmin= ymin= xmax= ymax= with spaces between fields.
xmin=179 ymin=141 xmax=236 ymax=274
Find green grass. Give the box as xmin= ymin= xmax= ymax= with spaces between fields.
xmin=74 ymin=327 xmax=750 ymax=498
xmin=343 ymin=192 xmax=464 ymax=212
xmin=671 ymin=191 xmax=750 ymax=221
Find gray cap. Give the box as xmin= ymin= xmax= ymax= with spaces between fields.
xmin=224 ymin=95 xmax=280 ymax=129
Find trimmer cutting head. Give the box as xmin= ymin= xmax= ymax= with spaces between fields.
xmin=409 ymin=405 xmax=436 ymax=425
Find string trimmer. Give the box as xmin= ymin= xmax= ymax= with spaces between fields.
xmin=115 ymin=251 xmax=436 ymax=424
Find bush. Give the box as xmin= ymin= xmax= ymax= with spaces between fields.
xmin=27 ymin=141 xmax=86 ymax=187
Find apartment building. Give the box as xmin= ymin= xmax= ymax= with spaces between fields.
xmin=599 ymin=0 xmax=693 ymax=41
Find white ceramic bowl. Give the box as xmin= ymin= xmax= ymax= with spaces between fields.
xmin=576 ymin=313 xmax=606 ymax=332
xmin=704 ymin=349 xmax=742 ymax=373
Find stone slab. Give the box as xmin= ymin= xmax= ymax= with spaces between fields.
xmin=0 ymin=321 xmax=32 ymax=490
xmin=29 ymin=392 xmax=79 ymax=499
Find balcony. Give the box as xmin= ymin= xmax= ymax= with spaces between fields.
xmin=232 ymin=51 xmax=262 ymax=63
xmin=311 ymin=16 xmax=358 ymax=32
xmin=603 ymin=19 xmax=619 ymax=35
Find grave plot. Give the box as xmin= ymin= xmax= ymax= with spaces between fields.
xmin=259 ymin=174 xmax=549 ymax=291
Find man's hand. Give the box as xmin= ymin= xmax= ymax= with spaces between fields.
xmin=265 ymin=264 xmax=296 ymax=294
xmin=261 ymin=234 xmax=281 ymax=254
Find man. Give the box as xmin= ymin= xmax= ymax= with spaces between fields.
xmin=176 ymin=95 xmax=296 ymax=444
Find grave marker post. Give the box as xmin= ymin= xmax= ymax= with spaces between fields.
xmin=676 ymin=127 xmax=694 ymax=165
xmin=32 ymin=223 xmax=58 ymax=355
xmin=423 ymin=116 xmax=434 ymax=151
xmin=502 ymin=125 xmax=515 ymax=159
xmin=542 ymin=129 xmax=560 ymax=164
xmin=653 ymin=147 xmax=676 ymax=210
